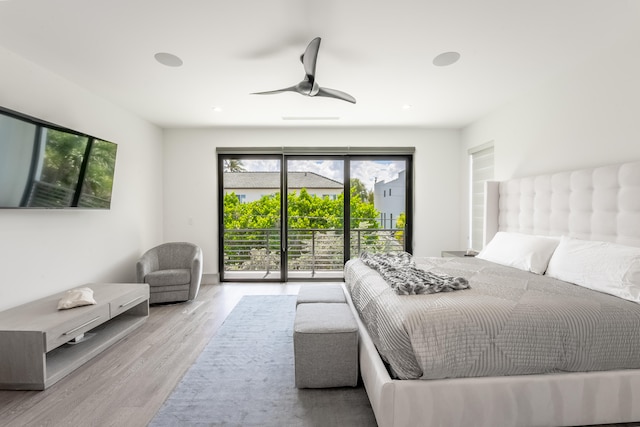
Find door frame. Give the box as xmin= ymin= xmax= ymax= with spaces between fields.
xmin=217 ymin=154 xmax=285 ymax=282
xmin=283 ymin=155 xmax=347 ymax=282
xmin=217 ymin=152 xmax=413 ymax=282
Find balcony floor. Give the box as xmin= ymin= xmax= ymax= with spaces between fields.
xmin=222 ymin=270 xmax=344 ymax=281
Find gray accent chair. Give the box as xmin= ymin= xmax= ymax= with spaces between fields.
xmin=136 ymin=242 xmax=203 ymax=304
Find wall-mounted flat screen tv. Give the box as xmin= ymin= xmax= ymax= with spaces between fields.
xmin=0 ymin=107 xmax=117 ymax=209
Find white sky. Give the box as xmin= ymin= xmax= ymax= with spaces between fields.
xmin=240 ymin=158 xmax=405 ymax=191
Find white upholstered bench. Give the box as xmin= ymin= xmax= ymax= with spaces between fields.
xmin=296 ymin=283 xmax=347 ymax=305
xmin=293 ymin=302 xmax=358 ymax=388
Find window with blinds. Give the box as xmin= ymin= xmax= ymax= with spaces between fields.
xmin=468 ymin=143 xmax=494 ymax=250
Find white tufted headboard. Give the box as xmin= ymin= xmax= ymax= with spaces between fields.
xmin=484 ymin=161 xmax=640 ymax=248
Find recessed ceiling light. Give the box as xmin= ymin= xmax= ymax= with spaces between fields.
xmin=433 ymin=51 xmax=461 ymax=67
xmin=212 ymin=107 xmax=222 ymax=113
xmin=402 ymin=104 xmax=412 ymax=110
xmin=154 ymin=52 xmax=183 ymax=67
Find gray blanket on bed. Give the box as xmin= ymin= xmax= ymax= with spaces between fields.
xmin=345 ymin=256 xmax=640 ymax=380
xmin=359 ymin=251 xmax=470 ymax=295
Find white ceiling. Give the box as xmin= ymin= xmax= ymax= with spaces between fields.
xmin=0 ymin=0 xmax=638 ymax=129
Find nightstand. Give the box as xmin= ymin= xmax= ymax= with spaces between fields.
xmin=441 ymin=250 xmax=477 ymax=258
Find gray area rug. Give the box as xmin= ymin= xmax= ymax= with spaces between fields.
xmin=150 ymin=295 xmax=377 ymax=427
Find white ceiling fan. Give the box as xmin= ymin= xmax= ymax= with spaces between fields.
xmin=251 ymin=37 xmax=356 ymax=104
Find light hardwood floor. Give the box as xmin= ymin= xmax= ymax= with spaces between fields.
xmin=0 ymin=283 xmax=301 ymax=427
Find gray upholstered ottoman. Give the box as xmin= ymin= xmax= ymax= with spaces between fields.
xmin=296 ymin=284 xmax=346 ymax=305
xmin=294 ymin=303 xmax=358 ymax=388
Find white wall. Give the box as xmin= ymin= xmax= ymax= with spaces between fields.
xmin=459 ymin=28 xmax=640 ymax=250
xmin=163 ymin=127 xmax=461 ymax=276
xmin=0 ymin=46 xmax=164 ymax=311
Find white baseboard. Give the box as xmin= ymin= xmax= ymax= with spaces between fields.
xmin=202 ymin=273 xmax=219 ymax=285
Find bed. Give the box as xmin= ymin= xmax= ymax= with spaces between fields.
xmin=344 ymin=160 xmax=640 ymax=427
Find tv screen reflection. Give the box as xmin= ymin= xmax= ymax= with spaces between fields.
xmin=0 ymin=108 xmax=117 ymax=209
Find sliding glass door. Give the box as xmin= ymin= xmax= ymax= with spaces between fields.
xmin=220 ymin=156 xmax=283 ymax=280
xmin=286 ymin=157 xmax=345 ymax=279
xmin=218 ymin=152 xmax=412 ymax=282
xmin=349 ymin=159 xmax=409 ymax=258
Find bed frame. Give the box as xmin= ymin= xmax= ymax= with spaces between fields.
xmin=346 ymin=160 xmax=640 ymax=427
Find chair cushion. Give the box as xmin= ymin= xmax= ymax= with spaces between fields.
xmin=145 ymin=268 xmax=191 ymax=287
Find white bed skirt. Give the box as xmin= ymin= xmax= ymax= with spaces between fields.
xmin=345 ymin=285 xmax=640 ymax=427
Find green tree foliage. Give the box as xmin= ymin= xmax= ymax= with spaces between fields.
xmin=223 ymin=185 xmax=382 ymax=269
xmin=221 ymin=179 xmax=409 ymax=270
xmin=395 ymin=212 xmax=406 ymax=242
xmin=348 ymin=186 xmax=379 ymax=228
xmin=350 ymin=178 xmax=371 ymax=203
xmin=41 ymin=129 xmax=88 ymax=189
xmin=224 ymin=187 xmax=380 ymax=231
xmin=288 ymin=188 xmax=344 ymax=229
xmin=40 ymin=130 xmax=116 ymax=207
xmin=223 ymin=192 xmax=281 ymax=269
xmin=223 ymin=159 xmax=246 ymax=172
xmin=81 ymin=139 xmax=117 ymax=203
xmin=224 ymin=192 xmax=280 ymax=229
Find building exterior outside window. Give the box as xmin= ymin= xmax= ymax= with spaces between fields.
xmin=224 ymin=171 xmax=342 ymax=202
xmin=374 ymin=170 xmax=405 ymax=228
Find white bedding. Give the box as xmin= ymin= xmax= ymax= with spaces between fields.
xmin=346 ymin=256 xmax=640 ymax=381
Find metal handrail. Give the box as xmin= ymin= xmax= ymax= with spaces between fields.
xmin=223 ymin=227 xmax=404 ymax=273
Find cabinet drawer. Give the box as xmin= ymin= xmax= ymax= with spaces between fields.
xmin=45 ymin=304 xmax=109 ymax=352
xmin=110 ymin=288 xmax=148 ymax=317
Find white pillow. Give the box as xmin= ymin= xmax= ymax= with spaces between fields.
xmin=57 ymin=287 xmax=97 ymax=310
xmin=546 ymin=236 xmax=640 ymax=303
xmin=477 ymin=232 xmax=560 ymax=274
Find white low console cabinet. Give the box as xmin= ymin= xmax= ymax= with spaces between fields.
xmin=0 ymin=283 xmax=149 ymax=390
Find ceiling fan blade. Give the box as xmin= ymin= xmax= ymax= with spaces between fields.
xmin=251 ymin=86 xmax=298 ymax=95
xmin=301 ymin=37 xmax=321 ymax=80
xmin=252 ymin=38 xmax=355 ymax=104
xmin=316 ymin=87 xmax=356 ymax=104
